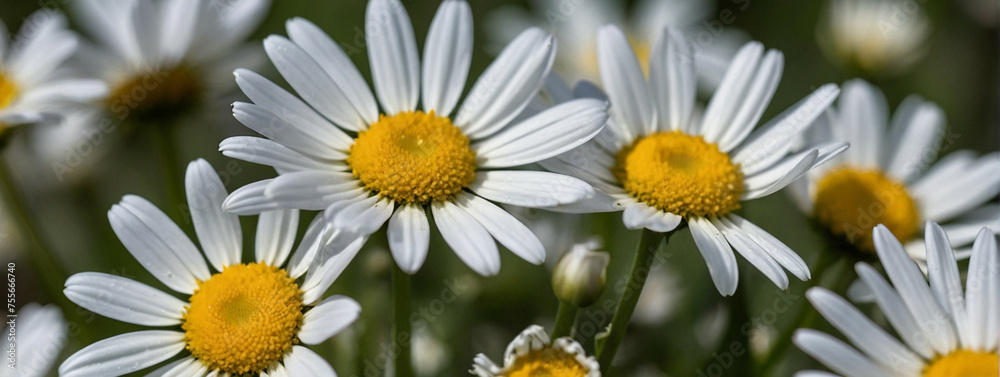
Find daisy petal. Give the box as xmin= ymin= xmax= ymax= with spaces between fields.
xmin=622 ymin=202 xmax=681 ymax=233
xmin=714 ymin=217 xmax=788 ymax=289
xmin=421 ymin=0 xmax=472 ymax=115
xmin=284 ymin=346 xmax=337 ymax=377
xmin=855 ymin=263 xmax=935 ymax=358
xmin=793 ymin=329 xmax=890 ymax=377
xmin=689 ymin=217 xmax=739 ymax=296
xmin=432 ymin=200 xmax=501 ymax=276
xmin=223 ymin=180 xmax=285 ymax=215
xmin=698 ymin=41 xmax=763 ymax=141
xmin=454 ymin=27 xmax=555 ymax=139
xmin=265 ymin=171 xmax=361 ymax=210
xmin=186 ymin=159 xmax=242 ymax=272
xmin=454 ymin=192 xmax=545 ymax=265
xmin=145 ymin=357 xmax=207 ymax=377
xmin=388 ymin=203 xmax=431 ymax=274
xmin=741 ymin=149 xmax=818 ymax=200
xmin=649 ymin=28 xmax=695 ymax=133
xmin=965 ymin=228 xmax=999 ymax=351
xmin=883 ymin=96 xmax=944 ymax=182
xmin=872 ymin=224 xmax=958 ymax=354
xmin=473 ymin=98 xmax=609 ymax=168
xmin=233 ymin=69 xmax=355 ymax=145
xmin=468 ymin=171 xmax=595 ymax=208
xmin=220 ymin=137 xmax=332 ymax=174
xmin=806 ymin=288 xmax=924 ymax=374
xmin=839 ymin=79 xmax=888 ymax=167
xmin=597 ymin=25 xmax=654 ymax=139
xmin=727 ymin=214 xmax=810 ymax=281
xmin=324 ymin=196 xmax=394 ymax=235
xmin=255 ymin=209 xmax=300 ymax=267
xmin=366 ymin=0 xmax=420 ymax=114
xmin=264 ymin=36 xmax=369 ymax=132
xmin=64 ymin=273 xmax=186 ymax=327
xmin=232 ymin=102 xmax=348 ymax=161
xmin=59 ymin=331 xmax=185 ymax=377
xmin=109 ymin=196 xmax=210 ymax=294
xmin=923 ymin=222 xmax=971 ymax=347
xmin=286 ymin=18 xmax=379 ymax=126
xmin=300 ymin=231 xmax=368 ymax=304
xmin=299 ymin=295 xmax=361 ymax=345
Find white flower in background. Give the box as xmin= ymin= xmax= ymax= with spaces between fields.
xmin=72 ymin=0 xmax=270 ymax=123
xmin=0 ymin=10 xmax=106 ymax=131
xmin=472 ymin=325 xmax=601 ymax=376
xmin=541 ymin=26 xmax=847 ymax=295
xmin=222 ymin=0 xmax=610 ymax=277
xmin=794 ymin=223 xmax=999 ymax=377
xmin=818 ymin=0 xmax=931 ymax=75
xmin=0 ymin=303 xmax=66 ymax=377
xmin=485 ymin=0 xmax=746 ymax=91
xmin=60 ymin=159 xmax=361 ymax=377
xmin=789 ymin=79 xmax=1000 ymax=265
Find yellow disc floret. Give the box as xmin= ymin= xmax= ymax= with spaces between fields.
xmin=613 ymin=130 xmax=744 ymax=218
xmin=923 ymin=350 xmax=998 ymax=377
xmin=0 ymin=71 xmax=19 ymax=110
xmin=504 ymin=347 xmax=589 ymax=377
xmin=183 ymin=263 xmax=303 ymax=374
xmin=348 ymin=111 xmax=477 ymax=204
xmin=108 ymin=66 xmax=202 ymax=122
xmin=813 ymin=167 xmax=920 ymax=253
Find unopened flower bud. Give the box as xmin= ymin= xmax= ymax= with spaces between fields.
xmin=552 ymin=242 xmax=610 ymax=307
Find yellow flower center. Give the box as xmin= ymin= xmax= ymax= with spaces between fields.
xmin=347 ymin=111 xmax=477 ymax=204
xmin=813 ymin=167 xmax=920 ymax=253
xmin=183 ymin=263 xmax=303 ymax=374
xmin=108 ymin=66 xmax=202 ymax=123
xmin=504 ymin=347 xmax=589 ymax=377
xmin=613 ymin=130 xmax=744 ymax=218
xmin=0 ymin=71 xmax=18 ymax=110
xmin=923 ymin=350 xmax=998 ymax=377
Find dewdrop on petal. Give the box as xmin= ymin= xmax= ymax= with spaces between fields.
xmin=552 ymin=241 xmax=610 ymax=307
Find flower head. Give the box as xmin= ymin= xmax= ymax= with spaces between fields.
xmin=472 ymin=325 xmax=601 ymax=377
xmin=552 ymin=241 xmax=611 ymax=307
xmin=222 ymin=0 xmax=610 ymax=277
xmin=818 ymin=0 xmax=930 ymax=76
xmin=60 ymin=159 xmax=361 ymax=377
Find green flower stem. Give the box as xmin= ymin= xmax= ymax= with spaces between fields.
xmin=551 ymin=300 xmax=580 ymax=340
xmin=597 ymin=227 xmax=677 ymax=374
xmin=392 ymin=264 xmax=413 ymax=377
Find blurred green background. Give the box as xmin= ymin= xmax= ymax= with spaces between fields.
xmin=0 ymin=0 xmax=996 ymax=376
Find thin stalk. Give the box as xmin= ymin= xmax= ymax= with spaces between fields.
xmin=551 ymin=301 xmax=580 ymax=340
xmin=597 ymin=228 xmax=675 ymax=374
xmin=392 ymin=264 xmax=413 ymax=377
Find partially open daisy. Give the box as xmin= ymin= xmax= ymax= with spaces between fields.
xmin=541 ymin=26 xmax=847 ymax=295
xmin=1 ymin=303 xmax=66 ymax=377
xmin=59 ymin=159 xmax=361 ymax=377
xmin=794 ymin=223 xmax=999 ymax=377
xmin=72 ymin=0 xmax=270 ymax=123
xmin=789 ymin=79 xmax=1000 ymax=264
xmin=0 ymin=10 xmax=106 ymax=132
xmin=222 ymin=0 xmax=610 ymax=276
xmin=485 ymin=0 xmax=743 ymax=91
xmin=472 ymin=325 xmax=601 ymax=377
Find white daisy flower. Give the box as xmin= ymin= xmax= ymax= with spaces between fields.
xmin=818 ymin=0 xmax=930 ymax=76
xmin=541 ymin=26 xmax=848 ymax=295
xmin=794 ymin=223 xmax=999 ymax=377
xmin=71 ymin=0 xmax=270 ymax=123
xmin=485 ymin=0 xmax=744 ymax=90
xmin=0 ymin=10 xmax=106 ymax=131
xmin=221 ymin=0 xmax=610 ymax=276
xmin=59 ymin=159 xmax=362 ymax=377
xmin=789 ymin=79 xmax=1000 ymax=264
xmin=472 ymin=325 xmax=601 ymax=377
xmin=1 ymin=303 xmax=66 ymax=377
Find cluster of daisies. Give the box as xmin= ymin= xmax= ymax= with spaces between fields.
xmin=1 ymin=0 xmax=996 ymax=376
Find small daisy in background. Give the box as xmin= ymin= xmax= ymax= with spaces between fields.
xmin=790 ymin=79 xmax=1000 ymax=267
xmin=472 ymin=325 xmax=601 ymax=377
xmin=71 ymin=0 xmax=270 ymax=124
xmin=486 ymin=0 xmax=745 ymax=91
xmin=543 ymin=26 xmax=847 ymax=296
xmin=0 ymin=303 xmax=66 ymax=377
xmin=818 ymin=0 xmax=931 ymax=76
xmin=794 ymin=223 xmax=999 ymax=376
xmin=0 ymin=10 xmax=106 ymax=135
xmin=222 ymin=0 xmax=610 ymax=277
xmin=59 ymin=159 xmax=361 ymax=377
